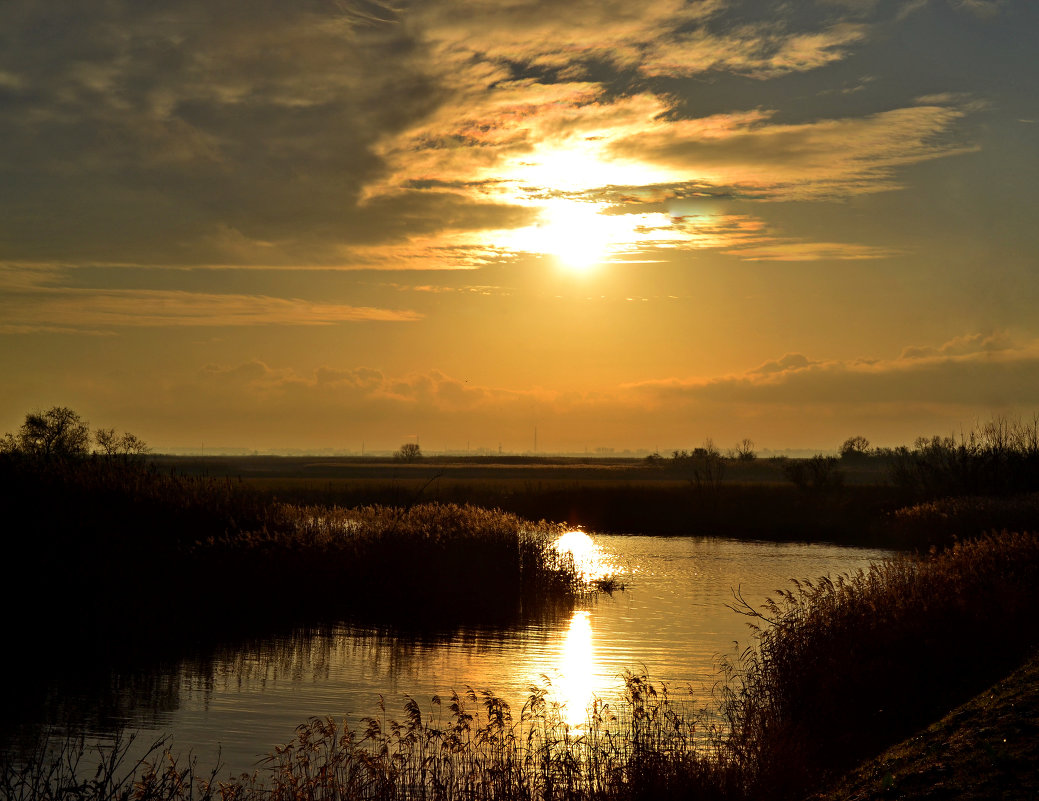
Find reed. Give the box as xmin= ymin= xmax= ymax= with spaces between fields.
xmin=721 ymin=530 xmax=1039 ymax=799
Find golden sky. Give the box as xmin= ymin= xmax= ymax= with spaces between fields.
xmin=1 ymin=0 xmax=1037 ymax=452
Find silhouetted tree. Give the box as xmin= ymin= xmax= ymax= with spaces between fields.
xmin=839 ymin=435 xmax=871 ymax=460
xmin=95 ymin=427 xmax=150 ymax=457
xmin=736 ymin=438 xmax=756 ymax=461
xmin=784 ymin=455 xmax=844 ymax=492
xmin=16 ymin=407 xmax=90 ymax=458
xmin=395 ymin=442 xmax=422 ymax=462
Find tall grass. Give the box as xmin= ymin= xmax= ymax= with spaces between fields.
xmin=8 ymin=531 xmax=1039 ymax=800
xmin=192 ymin=502 xmax=583 ymax=625
xmin=0 ymin=454 xmax=585 ymax=640
xmin=721 ymin=530 xmax=1039 ymax=799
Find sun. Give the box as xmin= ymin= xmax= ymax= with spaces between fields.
xmin=536 ymin=201 xmax=615 ymax=271
xmin=516 ymin=198 xmax=646 ymax=272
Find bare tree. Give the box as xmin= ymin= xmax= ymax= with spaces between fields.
xmin=17 ymin=407 xmax=90 ymax=458
xmin=839 ymin=435 xmax=871 ymax=460
xmin=94 ymin=427 xmax=120 ymax=456
xmin=96 ymin=427 xmax=149 ymax=457
xmin=735 ymin=438 xmax=756 ymax=461
xmin=119 ymin=432 xmax=150 ymax=456
xmin=395 ymin=442 xmax=422 ymax=462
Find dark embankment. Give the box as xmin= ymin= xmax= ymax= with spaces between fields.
xmin=810 ymin=651 xmax=1039 ymax=801
xmin=6 ymin=531 xmax=1038 ymax=801
xmin=150 ymin=416 xmax=1039 ymax=547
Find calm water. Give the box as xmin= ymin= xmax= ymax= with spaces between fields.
xmin=17 ymin=534 xmax=890 ymax=777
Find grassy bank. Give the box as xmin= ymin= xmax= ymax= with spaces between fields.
xmin=7 ymin=530 xmax=1038 ymax=800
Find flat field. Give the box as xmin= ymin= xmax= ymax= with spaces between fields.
xmin=149 ymin=454 xmax=904 ymax=545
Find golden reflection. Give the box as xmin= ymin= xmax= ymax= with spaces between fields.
xmin=557 ymin=610 xmax=596 ymax=727
xmin=553 ymin=529 xmax=617 ymax=583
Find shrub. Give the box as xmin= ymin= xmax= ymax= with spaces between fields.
xmin=782 ymin=455 xmax=843 ymax=493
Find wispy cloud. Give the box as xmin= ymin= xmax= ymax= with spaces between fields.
xmin=607 ymin=101 xmax=977 ymax=200
xmin=0 ymin=266 xmax=421 ymax=332
xmin=640 ymin=22 xmax=868 ymax=79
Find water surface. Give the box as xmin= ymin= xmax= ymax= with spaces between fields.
xmin=19 ymin=534 xmax=890 ymax=776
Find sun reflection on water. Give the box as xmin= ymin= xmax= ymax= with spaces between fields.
xmin=557 ymin=610 xmax=596 ymax=727
xmin=553 ymin=529 xmax=618 ymax=583
xmin=543 ymin=530 xmax=624 ymax=726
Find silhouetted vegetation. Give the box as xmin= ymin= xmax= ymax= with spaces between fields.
xmin=395 ymin=442 xmax=423 ymax=462
xmin=0 ymin=407 xmax=93 ymax=459
xmin=781 ymin=455 xmax=844 ymax=493
xmin=887 ymin=415 xmax=1039 ymax=498
xmin=734 ymin=438 xmax=756 ymax=462
xmin=0 ymin=450 xmax=586 ymax=645
xmin=837 ymin=435 xmax=871 ymax=461
xmin=6 ymin=407 xmax=1039 ymax=798
xmin=7 ymin=531 xmax=1038 ymax=800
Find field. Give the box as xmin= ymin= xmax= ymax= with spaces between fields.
xmin=147 ymin=454 xmax=913 ymax=546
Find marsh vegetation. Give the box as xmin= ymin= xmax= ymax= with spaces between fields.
xmin=4 ymin=408 xmax=1039 ymax=799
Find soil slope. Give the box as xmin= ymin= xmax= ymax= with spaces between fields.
xmin=812 ymin=652 xmax=1039 ymax=800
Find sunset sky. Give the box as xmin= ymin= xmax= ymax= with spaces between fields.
xmin=2 ymin=0 xmax=1037 ymax=453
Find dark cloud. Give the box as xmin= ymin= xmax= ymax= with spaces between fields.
xmin=0 ymin=0 xmax=447 ymax=263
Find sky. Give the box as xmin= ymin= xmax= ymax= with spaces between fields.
xmin=1 ymin=0 xmax=1037 ymax=454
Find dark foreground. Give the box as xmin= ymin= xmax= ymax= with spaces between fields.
xmin=812 ymin=651 xmax=1039 ymax=801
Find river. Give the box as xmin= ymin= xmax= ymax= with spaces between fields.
xmin=10 ymin=533 xmax=891 ymax=778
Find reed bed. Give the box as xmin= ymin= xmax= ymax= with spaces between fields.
xmin=0 ymin=454 xmax=586 ymax=638
xmin=7 ymin=531 xmax=1039 ymax=801
xmin=721 ymin=530 xmax=1039 ymax=799
xmin=192 ymin=502 xmax=584 ymax=624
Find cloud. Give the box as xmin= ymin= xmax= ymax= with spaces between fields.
xmin=141 ymin=332 xmax=1039 ymax=450
xmin=899 ymin=331 xmax=1015 ymax=359
xmin=724 ymin=241 xmax=903 ymax=260
xmin=751 ymin=353 xmax=818 ymax=374
xmin=0 ymin=265 xmax=421 ymax=332
xmin=607 ymin=101 xmax=977 ymax=200
xmin=0 ymin=0 xmax=984 ymax=271
xmin=640 ymin=23 xmax=868 ymax=79
xmin=194 ymin=360 xmax=559 ymax=415
xmin=627 ymin=334 xmax=1039 ymax=408
xmin=954 ymin=0 xmax=1003 ymax=18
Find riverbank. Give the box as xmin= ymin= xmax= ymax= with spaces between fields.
xmin=148 ymin=454 xmax=1039 ymax=548
xmin=812 ymin=650 xmax=1039 ymax=801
